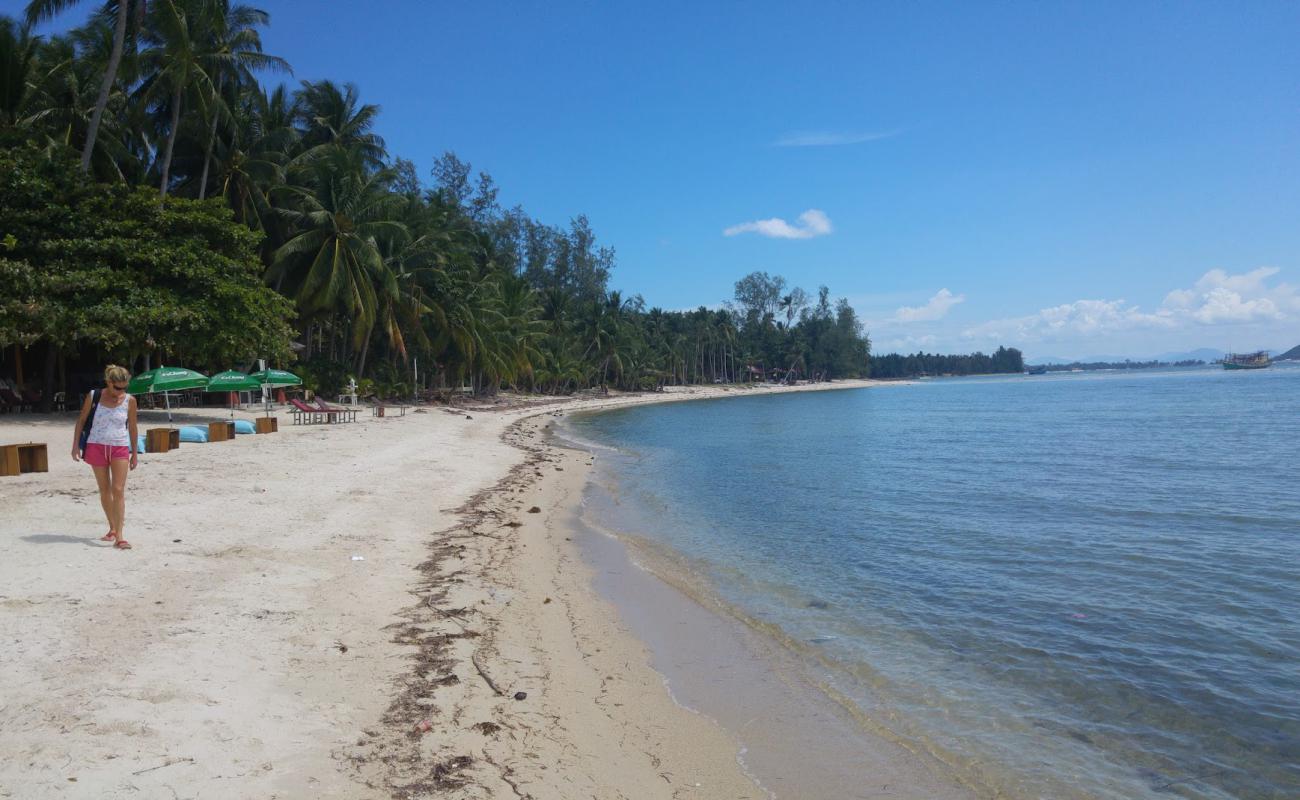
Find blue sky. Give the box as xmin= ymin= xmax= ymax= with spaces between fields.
xmin=11 ymin=0 xmax=1300 ymax=358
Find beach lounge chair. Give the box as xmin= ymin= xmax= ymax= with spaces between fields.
xmin=289 ymin=398 xmax=328 ymax=424
xmin=313 ymin=397 xmax=358 ymax=422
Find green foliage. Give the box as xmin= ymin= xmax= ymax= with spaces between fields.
xmin=870 ymin=346 xmax=1024 ymax=379
xmin=0 ymin=142 xmax=295 ymax=366
xmin=295 ymin=355 xmax=349 ymax=397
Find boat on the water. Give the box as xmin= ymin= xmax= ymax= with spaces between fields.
xmin=1222 ymin=351 xmax=1272 ymax=370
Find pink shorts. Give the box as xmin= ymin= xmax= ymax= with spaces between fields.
xmin=84 ymin=444 xmax=131 ymax=467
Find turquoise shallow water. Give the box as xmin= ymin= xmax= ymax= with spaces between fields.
xmin=567 ymin=365 xmax=1300 ymax=800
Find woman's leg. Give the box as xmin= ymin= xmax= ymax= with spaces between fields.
xmin=109 ymin=458 xmax=130 ymax=541
xmin=92 ymin=464 xmax=115 ymax=533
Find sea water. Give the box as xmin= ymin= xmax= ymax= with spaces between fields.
xmin=564 ymin=365 xmax=1300 ymax=799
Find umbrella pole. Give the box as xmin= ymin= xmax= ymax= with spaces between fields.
xmin=165 ymin=390 xmax=173 ymax=425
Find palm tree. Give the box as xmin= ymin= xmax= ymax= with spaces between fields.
xmin=24 ymin=0 xmax=133 ymax=173
xmin=269 ymin=150 xmax=408 ymax=373
xmin=0 ymin=17 xmax=37 ymax=126
xmin=292 ymin=79 xmax=385 ymax=168
xmin=216 ymin=84 xmax=294 ymax=234
xmin=136 ymin=0 xmax=216 ymax=200
xmin=195 ymin=1 xmax=287 ymax=200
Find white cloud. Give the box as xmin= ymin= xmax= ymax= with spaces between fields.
xmin=1162 ymin=267 xmax=1295 ymax=324
xmin=961 ymin=267 xmax=1299 ymax=347
xmin=963 ymin=299 xmax=1176 ymax=342
xmin=876 ymin=334 xmax=937 ymax=352
xmin=723 ymin=209 xmax=832 ymax=240
xmin=774 ymin=129 xmax=901 ymax=147
xmin=892 ymin=289 xmax=965 ymax=322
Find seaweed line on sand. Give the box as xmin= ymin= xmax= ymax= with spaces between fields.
xmin=340 ymin=413 xmax=558 ymax=799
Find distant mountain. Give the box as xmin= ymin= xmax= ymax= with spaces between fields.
xmin=1026 ymin=348 xmax=1227 ymax=366
xmin=1275 ymin=344 xmax=1300 ymax=362
xmin=1152 ymin=348 xmax=1224 ymax=363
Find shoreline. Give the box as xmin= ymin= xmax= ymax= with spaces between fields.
xmin=1 ymin=378 xmax=941 ymax=799
xmin=560 ymin=431 xmax=978 ymax=799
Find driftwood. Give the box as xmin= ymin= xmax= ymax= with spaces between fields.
xmin=131 ymin=757 xmax=195 ymax=776
xmin=471 ymin=652 xmax=505 ymax=696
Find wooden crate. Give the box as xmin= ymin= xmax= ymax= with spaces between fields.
xmin=208 ymin=421 xmax=236 ymax=442
xmin=255 ymin=417 xmax=278 ymax=434
xmin=0 ymin=442 xmax=48 ymax=476
xmin=146 ymin=427 xmax=179 ymax=453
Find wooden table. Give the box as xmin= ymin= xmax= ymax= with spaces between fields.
xmin=146 ymin=427 xmax=180 ymax=453
xmin=255 ymin=417 xmax=278 ymax=434
xmin=208 ymin=421 xmax=236 ymax=442
xmin=0 ymin=442 xmax=48 ymax=476
xmin=371 ymin=405 xmax=408 ymax=417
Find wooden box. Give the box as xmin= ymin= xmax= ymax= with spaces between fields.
xmin=208 ymin=421 xmax=235 ymax=442
xmin=0 ymin=442 xmax=48 ymax=476
xmin=255 ymin=417 xmax=278 ymax=434
xmin=146 ymin=427 xmax=179 ymax=453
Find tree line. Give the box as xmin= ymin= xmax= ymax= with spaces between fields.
xmin=870 ymin=347 xmax=1024 ymax=379
xmin=1 ymin=2 xmax=1008 ymax=402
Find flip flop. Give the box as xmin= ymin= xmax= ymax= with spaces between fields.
xmin=114 ymin=539 xmax=132 ymax=550
xmin=101 ymin=530 xmax=117 ymax=542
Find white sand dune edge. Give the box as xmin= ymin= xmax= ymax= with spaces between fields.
xmin=0 ymin=380 xmax=885 ymax=799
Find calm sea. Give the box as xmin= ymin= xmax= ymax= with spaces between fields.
xmin=565 ymin=365 xmax=1300 ymax=800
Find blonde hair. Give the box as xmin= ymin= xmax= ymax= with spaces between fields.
xmin=104 ymin=364 xmax=131 ymax=385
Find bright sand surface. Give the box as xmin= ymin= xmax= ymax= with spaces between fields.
xmin=0 ymin=380 xmax=968 ymax=799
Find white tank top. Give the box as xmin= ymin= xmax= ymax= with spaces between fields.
xmin=87 ymin=393 xmax=130 ymax=446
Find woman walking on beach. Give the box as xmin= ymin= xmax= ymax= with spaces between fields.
xmin=71 ymin=365 xmax=139 ymax=549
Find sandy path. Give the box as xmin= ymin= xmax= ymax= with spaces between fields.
xmin=0 ymin=380 xmax=894 ymax=799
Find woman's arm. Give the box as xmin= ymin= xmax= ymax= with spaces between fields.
xmin=71 ymin=391 xmax=92 ymax=461
xmin=127 ymin=396 xmax=139 ymax=469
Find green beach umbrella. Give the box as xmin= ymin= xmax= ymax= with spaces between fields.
xmin=205 ymin=370 xmax=262 ymax=419
xmin=127 ymin=366 xmax=209 ymax=423
xmin=206 ymin=370 xmax=262 ymax=392
xmin=248 ymin=368 xmax=302 ymax=388
xmin=248 ymin=368 xmax=302 ymax=417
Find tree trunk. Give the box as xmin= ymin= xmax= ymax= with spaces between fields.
xmin=355 ymin=326 xmax=373 ymax=378
xmin=158 ymin=83 xmax=184 ymax=202
xmin=198 ymin=78 xmax=222 ymax=200
xmin=80 ymin=1 xmax=129 ymax=174
xmin=40 ymin=342 xmax=56 ymax=413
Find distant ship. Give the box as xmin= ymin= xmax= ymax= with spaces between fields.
xmin=1222 ymin=351 xmax=1272 ymax=370
xmin=1026 ymin=365 xmax=1047 ymax=375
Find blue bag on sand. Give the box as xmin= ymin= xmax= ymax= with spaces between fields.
xmin=178 ymin=426 xmax=209 ymax=443
xmin=233 ymin=420 xmax=256 ymax=435
xmin=136 ymin=433 xmax=146 ymax=452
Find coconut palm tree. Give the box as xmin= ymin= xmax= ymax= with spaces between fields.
xmin=216 ymin=83 xmax=295 ymax=235
xmin=0 ymin=17 xmax=37 ymax=126
xmin=195 ymin=1 xmax=287 ymax=200
xmin=269 ymin=149 xmax=408 ymax=372
xmin=24 ymin=0 xmax=134 ymax=173
xmin=135 ymin=0 xmax=216 ymax=200
xmin=292 ymin=79 xmax=385 ymax=169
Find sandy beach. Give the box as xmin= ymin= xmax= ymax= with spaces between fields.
xmin=0 ymin=379 xmax=966 ymax=799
